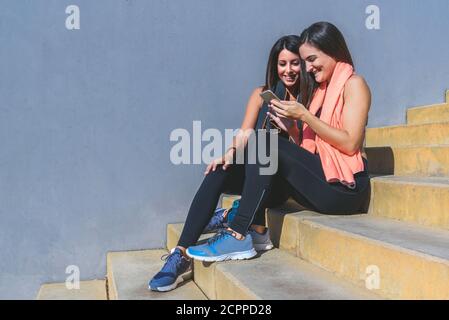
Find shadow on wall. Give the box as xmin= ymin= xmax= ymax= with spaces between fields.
xmin=365 ymin=147 xmax=395 ymax=176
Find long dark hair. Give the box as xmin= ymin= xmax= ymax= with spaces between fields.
xmin=263 ymin=35 xmax=301 ymax=93
xmin=299 ymin=22 xmax=354 ymax=108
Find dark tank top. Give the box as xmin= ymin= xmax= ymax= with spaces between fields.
xmin=254 ymin=82 xmax=302 ymax=138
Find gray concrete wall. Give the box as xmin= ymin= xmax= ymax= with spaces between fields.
xmin=0 ymin=0 xmax=448 ymax=299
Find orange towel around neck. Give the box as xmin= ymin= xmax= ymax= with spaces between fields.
xmin=300 ymin=62 xmax=365 ymax=189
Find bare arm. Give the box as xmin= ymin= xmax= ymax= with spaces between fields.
xmin=301 ymin=75 xmax=371 ymax=155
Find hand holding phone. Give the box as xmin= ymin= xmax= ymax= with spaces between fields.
xmin=259 ymin=90 xmax=281 ymax=105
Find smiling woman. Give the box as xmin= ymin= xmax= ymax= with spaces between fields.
xmin=149 ymin=23 xmax=372 ymax=294
xmin=300 ymin=22 xmax=354 ymax=81
xmin=269 ymin=21 xmax=370 ymax=187
xmin=297 ymin=22 xmax=370 ymax=159
xmin=149 ymin=35 xmax=305 ymax=292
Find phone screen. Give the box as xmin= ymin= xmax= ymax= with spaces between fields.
xmin=260 ymin=90 xmax=280 ymax=104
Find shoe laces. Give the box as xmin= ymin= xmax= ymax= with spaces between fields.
xmin=207 ymin=230 xmax=231 ymax=246
xmin=209 ymin=213 xmax=224 ymax=228
xmin=212 ymin=208 xmax=226 ymax=224
xmin=160 ymin=249 xmax=183 ymax=272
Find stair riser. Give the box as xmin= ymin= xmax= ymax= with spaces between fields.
xmin=193 ymin=260 xmax=217 ymax=299
xmin=36 ymin=281 xmax=107 ymax=300
xmin=106 ymin=254 xmax=118 ymax=300
xmin=368 ymin=179 xmax=449 ymax=230
xmin=366 ymin=123 xmax=449 ymax=147
xmin=407 ymin=103 xmax=449 ymax=126
xmin=265 ymin=212 xmax=298 ymax=256
xmin=166 ymin=223 xmax=183 ymax=251
xmin=193 ymin=261 xmax=260 ymax=300
xmin=221 ymin=195 xmax=240 ymax=209
xmin=268 ymin=215 xmax=449 ymax=300
xmin=366 ymin=146 xmax=449 ymax=177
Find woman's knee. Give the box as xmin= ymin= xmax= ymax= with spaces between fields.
xmin=203 ymin=164 xmax=244 ymax=193
xmin=202 ymin=166 xmax=229 ymax=185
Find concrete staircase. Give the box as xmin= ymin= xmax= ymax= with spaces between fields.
xmin=36 ymin=280 xmax=107 ymax=300
xmin=37 ymin=91 xmax=449 ymax=300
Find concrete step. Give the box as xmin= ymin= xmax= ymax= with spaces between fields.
xmin=406 ymin=90 xmax=449 ymax=125
xmin=167 ymin=223 xmax=380 ymax=299
xmin=36 ymin=280 xmax=107 ymax=300
xmin=106 ymin=249 xmax=207 ymax=300
xmin=365 ymin=145 xmax=449 ymax=177
xmin=266 ymin=208 xmax=449 ymax=300
xmin=407 ymin=103 xmax=449 ymax=126
xmin=221 ymin=194 xmax=241 ymax=209
xmin=368 ymin=175 xmax=449 ymax=230
xmin=366 ymin=122 xmax=449 ymax=147
xmin=193 ymin=249 xmax=380 ymax=300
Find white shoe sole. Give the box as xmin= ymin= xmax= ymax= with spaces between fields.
xmin=253 ymin=243 xmax=274 ymax=251
xmin=186 ymin=248 xmax=257 ymax=262
xmin=149 ymin=270 xmax=192 ymax=292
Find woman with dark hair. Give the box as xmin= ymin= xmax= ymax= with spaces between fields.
xmin=265 ymin=21 xmax=371 ymax=206
xmin=183 ymin=22 xmax=370 ymax=261
xmin=149 ymin=35 xmax=304 ymax=292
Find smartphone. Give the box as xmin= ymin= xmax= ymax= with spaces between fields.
xmin=259 ymin=90 xmax=281 ymax=105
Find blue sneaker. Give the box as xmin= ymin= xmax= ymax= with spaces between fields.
xmin=203 ymin=199 xmax=241 ymax=234
xmin=248 ymin=228 xmax=274 ymax=251
xmin=203 ymin=207 xmax=227 ymax=233
xmin=148 ymin=248 xmax=192 ymax=292
xmin=186 ymin=229 xmax=257 ymax=262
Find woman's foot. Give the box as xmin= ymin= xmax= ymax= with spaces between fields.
xmin=203 ymin=199 xmax=240 ymax=234
xmin=250 ymin=224 xmax=266 ymax=234
xmin=203 ymin=207 xmax=228 ymax=234
xmin=248 ymin=227 xmax=274 ymax=251
xmin=148 ymin=247 xmax=192 ymax=292
xmin=186 ymin=229 xmax=257 ymax=262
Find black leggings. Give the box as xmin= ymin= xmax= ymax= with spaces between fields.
xmin=177 ymin=132 xmax=370 ymax=248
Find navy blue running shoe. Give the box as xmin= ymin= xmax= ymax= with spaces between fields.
xmin=148 ymin=248 xmax=192 ymax=292
xmin=203 ymin=207 xmax=227 ymax=233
